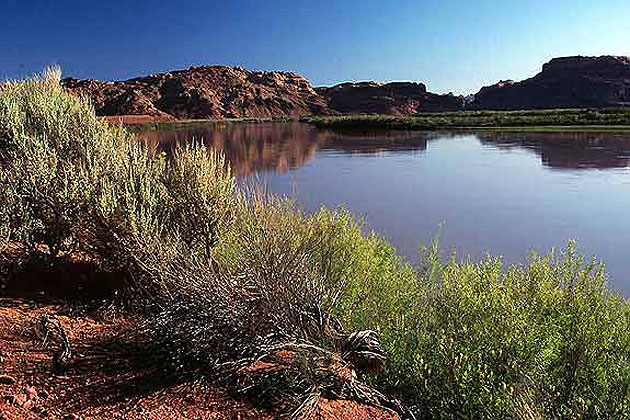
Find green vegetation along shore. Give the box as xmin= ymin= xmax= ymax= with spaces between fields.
xmin=2 ymin=71 xmax=630 ymax=419
xmin=304 ymin=109 xmax=630 ymax=131
xmin=125 ymin=108 xmax=630 ymax=134
xmin=124 ymin=116 xmax=294 ymax=132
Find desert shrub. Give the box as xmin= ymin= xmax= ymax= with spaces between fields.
xmin=211 ymin=196 xmax=416 ymax=346
xmin=0 ymin=67 xmax=141 ymax=260
xmin=351 ymin=240 xmax=630 ymax=419
xmin=162 ymin=146 xmax=235 ymax=259
xmin=140 ymin=194 xmax=418 ymax=417
xmin=0 ymin=70 xmax=235 ymax=272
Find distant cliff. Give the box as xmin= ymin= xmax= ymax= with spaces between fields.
xmin=472 ymin=56 xmax=630 ymax=110
xmin=62 ymin=68 xmax=464 ymax=119
xmin=62 ymin=56 xmax=630 ymax=120
xmin=316 ymin=81 xmax=465 ymax=115
xmin=62 ymin=66 xmax=330 ymax=120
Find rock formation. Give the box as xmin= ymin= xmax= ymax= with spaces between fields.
xmin=472 ymin=56 xmax=630 ymax=110
xmin=63 ymin=56 xmax=630 ymax=118
xmin=62 ymin=66 xmax=330 ymax=120
xmin=316 ymin=81 xmax=465 ymax=115
xmin=63 ymin=68 xmax=465 ymax=119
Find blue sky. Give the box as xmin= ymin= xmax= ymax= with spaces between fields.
xmin=2 ymin=0 xmax=629 ymax=94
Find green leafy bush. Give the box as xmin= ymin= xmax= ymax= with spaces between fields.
xmin=346 ymin=240 xmax=630 ymax=419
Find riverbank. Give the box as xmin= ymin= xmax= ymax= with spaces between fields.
xmin=119 ymin=109 xmax=630 ymax=134
xmin=303 ymin=109 xmax=630 ymax=131
xmin=121 ymin=116 xmax=294 ymax=132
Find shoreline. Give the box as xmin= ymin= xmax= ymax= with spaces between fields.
xmin=111 ymin=110 xmax=630 ymax=133
xmin=302 ymin=110 xmax=630 ymax=132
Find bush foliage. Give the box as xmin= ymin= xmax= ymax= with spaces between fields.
xmin=363 ymin=241 xmax=630 ymax=419
xmin=1 ymin=71 xmax=630 ymax=419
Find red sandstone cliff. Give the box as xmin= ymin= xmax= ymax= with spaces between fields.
xmin=472 ymin=56 xmax=630 ymax=110
xmin=62 ymin=56 xmax=630 ymax=118
xmin=62 ymin=66 xmax=330 ymax=120
xmin=62 ymin=67 xmax=465 ymax=119
xmin=316 ymin=81 xmax=465 ymax=115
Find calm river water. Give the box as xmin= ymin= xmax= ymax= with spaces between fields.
xmin=140 ymin=122 xmax=630 ymax=292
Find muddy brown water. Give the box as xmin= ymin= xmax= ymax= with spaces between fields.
xmin=139 ymin=122 xmax=630 ymax=293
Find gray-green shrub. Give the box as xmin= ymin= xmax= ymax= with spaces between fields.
xmin=0 ymin=69 xmax=235 ymax=270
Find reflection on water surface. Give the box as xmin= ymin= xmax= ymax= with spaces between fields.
xmin=139 ymin=122 xmax=431 ymax=175
xmin=141 ymin=123 xmax=630 ymax=293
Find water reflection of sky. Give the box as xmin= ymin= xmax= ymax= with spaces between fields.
xmin=143 ymin=123 xmax=630 ymax=293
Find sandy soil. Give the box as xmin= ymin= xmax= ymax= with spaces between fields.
xmin=0 ymin=299 xmax=398 ymax=420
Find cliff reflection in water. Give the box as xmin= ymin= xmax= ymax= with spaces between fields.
xmin=477 ymin=131 xmax=630 ymax=170
xmin=138 ymin=122 xmax=430 ymax=175
xmin=139 ymin=123 xmax=630 ymax=174
xmin=138 ymin=123 xmax=630 ymax=293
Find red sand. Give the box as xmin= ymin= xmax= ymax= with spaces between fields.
xmin=0 ymin=299 xmax=398 ymax=420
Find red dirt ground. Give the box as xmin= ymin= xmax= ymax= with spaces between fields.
xmin=0 ymin=299 xmax=398 ymax=420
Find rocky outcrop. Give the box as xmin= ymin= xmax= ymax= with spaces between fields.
xmin=64 ymin=68 xmax=465 ymax=119
xmin=62 ymin=66 xmax=330 ymax=120
xmin=472 ymin=56 xmax=630 ymax=110
xmin=65 ymin=56 xmax=630 ymax=118
xmin=317 ymin=81 xmax=465 ymax=115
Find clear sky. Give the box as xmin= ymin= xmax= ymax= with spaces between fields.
xmin=2 ymin=0 xmax=629 ymax=94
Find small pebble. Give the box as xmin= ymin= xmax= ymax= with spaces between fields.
xmin=62 ymin=414 xmax=79 ymax=420
xmin=0 ymin=375 xmax=16 ymax=385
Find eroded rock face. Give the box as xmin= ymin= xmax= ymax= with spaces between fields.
xmin=317 ymin=81 xmax=465 ymax=114
xmin=65 ymin=69 xmax=466 ymax=119
xmin=62 ymin=56 xmax=630 ymax=118
xmin=472 ymin=56 xmax=630 ymax=110
xmin=62 ymin=66 xmax=330 ymax=120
